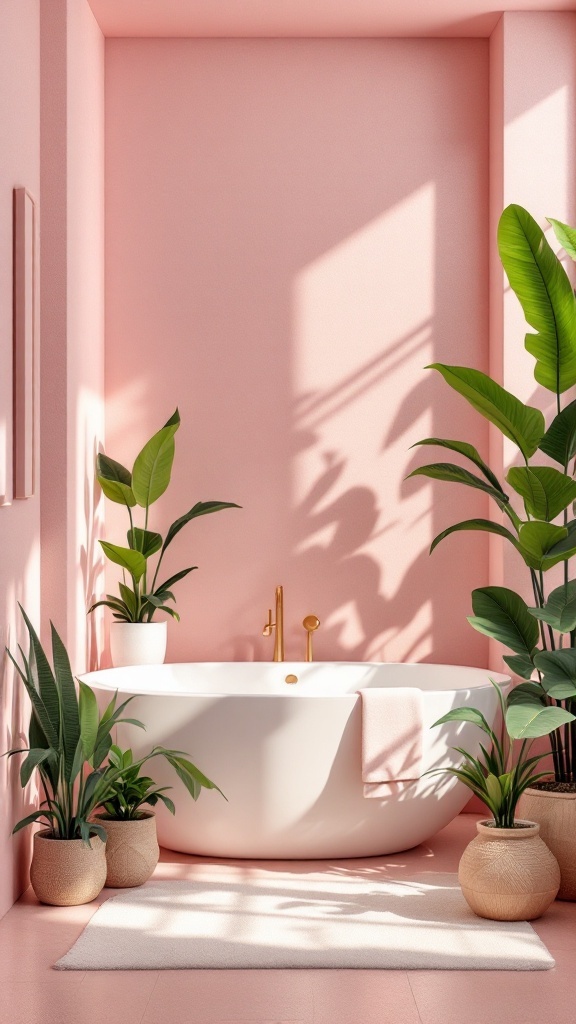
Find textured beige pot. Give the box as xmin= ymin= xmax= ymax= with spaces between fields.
xmin=96 ymin=813 xmax=159 ymax=888
xmin=518 ymin=786 xmax=576 ymax=901
xmin=458 ymin=819 xmax=560 ymax=921
xmin=30 ymin=830 xmax=107 ymax=906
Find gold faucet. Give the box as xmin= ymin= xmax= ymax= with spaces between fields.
xmin=263 ymin=585 xmax=284 ymax=661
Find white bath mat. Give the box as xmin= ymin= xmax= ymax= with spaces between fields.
xmin=55 ymin=871 xmax=555 ymax=971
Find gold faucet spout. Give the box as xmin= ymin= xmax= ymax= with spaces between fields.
xmin=274 ymin=585 xmax=284 ymax=662
xmin=263 ymin=586 xmax=284 ymax=661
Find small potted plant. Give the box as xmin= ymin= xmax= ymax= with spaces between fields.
xmin=429 ymin=681 xmax=571 ymax=920
xmin=5 ymin=607 xmax=143 ymax=906
xmin=90 ymin=408 xmax=239 ymax=667
xmin=411 ymin=204 xmax=576 ymax=898
xmin=94 ymin=744 xmax=224 ymax=887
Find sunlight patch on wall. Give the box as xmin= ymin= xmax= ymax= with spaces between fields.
xmin=292 ymin=184 xmax=435 ymax=659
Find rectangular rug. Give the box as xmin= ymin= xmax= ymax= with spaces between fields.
xmin=55 ymin=871 xmax=555 ymax=971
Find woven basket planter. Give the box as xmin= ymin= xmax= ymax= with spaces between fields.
xmin=95 ymin=813 xmax=159 ymax=888
xmin=458 ymin=819 xmax=560 ymax=921
xmin=30 ymin=830 xmax=107 ymax=906
xmin=518 ymin=786 xmax=576 ymax=901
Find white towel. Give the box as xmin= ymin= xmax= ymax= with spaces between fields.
xmin=358 ymin=687 xmax=423 ymax=797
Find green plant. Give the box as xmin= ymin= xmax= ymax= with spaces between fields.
xmin=99 ymin=743 xmax=225 ymax=821
xmin=428 ymin=681 xmax=574 ymax=828
xmin=6 ymin=606 xmax=145 ymax=843
xmin=90 ymin=408 xmax=240 ymax=623
xmin=411 ymin=204 xmax=576 ymax=784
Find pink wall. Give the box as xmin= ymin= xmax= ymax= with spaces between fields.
xmin=105 ymin=39 xmax=490 ymax=666
xmin=40 ymin=0 xmax=105 ymax=672
xmin=0 ymin=0 xmax=41 ymax=920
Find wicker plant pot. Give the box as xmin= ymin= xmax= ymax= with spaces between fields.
xmin=518 ymin=785 xmax=576 ymax=901
xmin=95 ymin=813 xmax=159 ymax=888
xmin=30 ymin=830 xmax=107 ymax=906
xmin=458 ymin=819 xmax=560 ymax=921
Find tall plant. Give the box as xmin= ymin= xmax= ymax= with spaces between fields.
xmin=6 ymin=607 xmax=144 ymax=842
xmin=411 ymin=204 xmax=576 ymax=785
xmin=90 ymin=409 xmax=239 ymax=623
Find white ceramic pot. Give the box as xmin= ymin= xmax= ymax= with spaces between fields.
xmin=110 ymin=621 xmax=167 ymax=668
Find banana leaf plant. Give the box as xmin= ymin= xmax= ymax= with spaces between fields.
xmin=89 ymin=408 xmax=240 ymax=623
xmin=427 ymin=681 xmax=574 ymax=828
xmin=5 ymin=606 xmax=145 ymax=843
xmin=411 ymin=204 xmax=576 ymax=785
xmin=99 ymin=743 xmax=225 ymax=821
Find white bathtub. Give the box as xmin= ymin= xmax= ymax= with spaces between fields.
xmin=81 ymin=662 xmax=509 ymax=859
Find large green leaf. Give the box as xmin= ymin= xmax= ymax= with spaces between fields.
xmin=537 ymin=518 xmax=576 ymax=570
xmin=516 ymin=521 xmax=568 ymax=570
xmin=127 ymin=528 xmax=163 ymax=558
xmin=502 ymin=654 xmax=536 ymax=680
xmin=533 ymin=649 xmax=576 ymax=699
xmin=547 ymin=216 xmax=576 ymax=261
xmin=131 ymin=410 xmax=180 ymax=508
xmin=410 ymin=438 xmax=504 ymax=492
xmin=407 ymin=463 xmax=508 ymax=504
xmin=467 ymin=586 xmax=539 ymax=656
xmin=431 ymin=706 xmax=495 ymax=735
xmin=506 ymin=465 xmax=576 ymax=521
xmin=506 ymin=681 xmax=545 ymax=705
xmin=50 ymin=623 xmax=80 ymax=784
xmin=96 ymin=454 xmax=136 ymax=507
xmin=19 ymin=606 xmax=61 ymax=745
xmin=430 ymin=519 xmax=519 ymax=554
xmin=505 ymin=703 xmax=575 ymax=740
xmin=19 ymin=748 xmax=54 ymax=788
xmin=528 ymin=579 xmax=576 ymax=633
xmin=78 ymin=681 xmax=99 ymax=760
xmin=162 ymin=501 xmax=241 ymax=552
xmin=498 ymin=205 xmax=576 ymax=394
xmin=427 ymin=364 xmax=544 ymax=459
xmin=99 ymin=541 xmax=146 ymax=582
xmin=539 ymin=399 xmax=576 ymax=467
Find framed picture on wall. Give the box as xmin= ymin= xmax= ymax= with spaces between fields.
xmin=13 ymin=186 xmax=37 ymax=500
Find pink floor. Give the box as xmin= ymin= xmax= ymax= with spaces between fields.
xmin=0 ymin=814 xmax=574 ymax=1024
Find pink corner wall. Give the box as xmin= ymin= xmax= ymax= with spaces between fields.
xmin=40 ymin=0 xmax=105 ymax=672
xmin=104 ymin=39 xmax=490 ymax=665
xmin=0 ymin=0 xmax=41 ymax=920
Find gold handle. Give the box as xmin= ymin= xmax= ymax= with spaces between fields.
xmin=263 ymin=609 xmax=274 ymax=637
xmin=302 ymin=615 xmax=320 ymax=662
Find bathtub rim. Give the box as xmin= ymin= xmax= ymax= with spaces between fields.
xmin=79 ymin=661 xmax=511 ymax=699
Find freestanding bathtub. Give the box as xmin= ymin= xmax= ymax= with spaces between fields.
xmin=81 ymin=662 xmax=509 ymax=859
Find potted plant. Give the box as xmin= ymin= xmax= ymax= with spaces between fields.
xmin=429 ymin=681 xmax=570 ymax=920
xmin=411 ymin=204 xmax=576 ymax=898
xmin=90 ymin=408 xmax=239 ymax=667
xmin=94 ymin=743 xmax=224 ymax=887
xmin=5 ymin=607 xmax=144 ymax=906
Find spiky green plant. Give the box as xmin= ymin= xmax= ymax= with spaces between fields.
xmin=429 ymin=681 xmax=573 ymax=827
xmin=6 ymin=606 xmax=145 ymax=842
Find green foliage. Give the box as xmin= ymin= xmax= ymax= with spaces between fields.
xmin=498 ymin=204 xmax=576 ymax=393
xmin=91 ymin=409 xmax=240 ymax=623
xmin=5 ymin=607 xmax=145 ymax=843
xmin=100 ymin=744 xmax=225 ymax=821
xmin=428 ymin=681 xmax=573 ymax=827
xmin=411 ymin=203 xmax=576 ymax=785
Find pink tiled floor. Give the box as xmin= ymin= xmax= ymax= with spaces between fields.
xmin=0 ymin=814 xmax=574 ymax=1024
